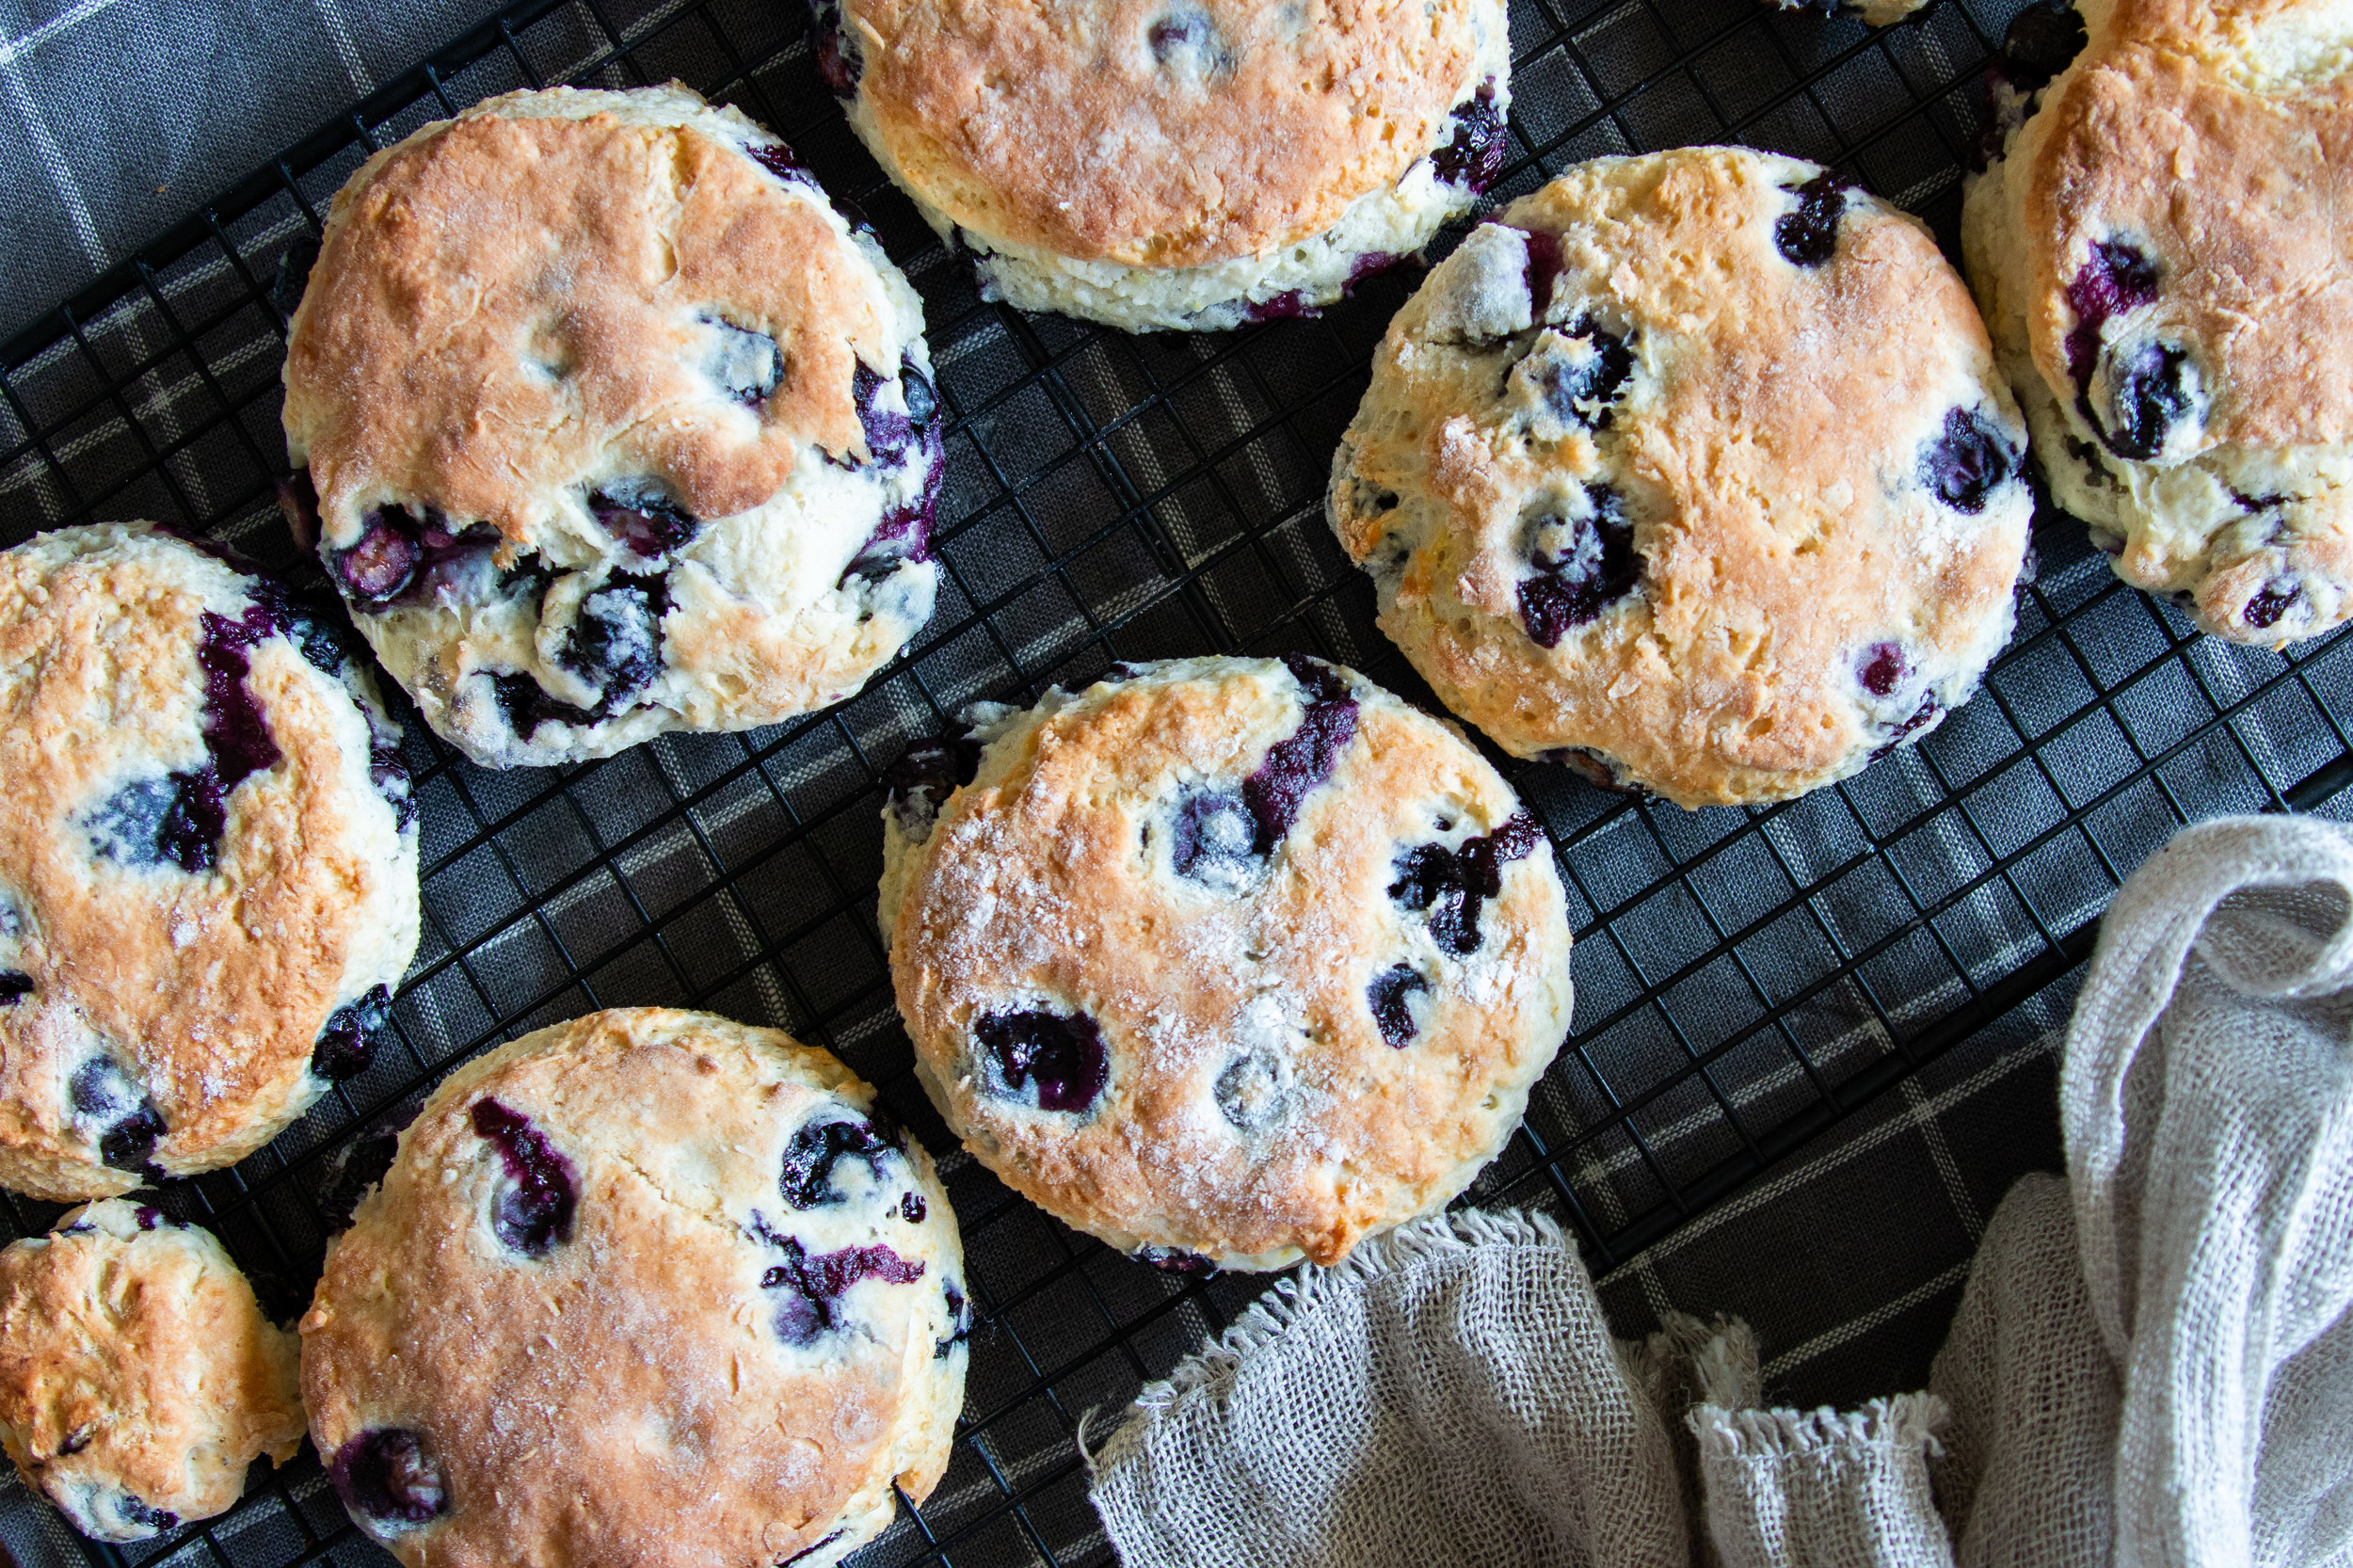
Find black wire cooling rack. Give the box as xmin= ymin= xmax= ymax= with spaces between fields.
xmin=2 ymin=0 xmax=2350 ymax=1563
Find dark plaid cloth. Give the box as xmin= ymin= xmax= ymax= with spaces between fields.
xmin=2 ymin=1 xmax=2350 ymax=1564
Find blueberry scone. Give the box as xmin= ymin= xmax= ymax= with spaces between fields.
xmin=1327 ymin=148 xmax=2034 ymax=808
xmin=879 ymin=657 xmax=1574 ymax=1271
xmin=301 ymin=1008 xmax=966 ymax=1568
xmin=0 ymin=524 xmax=419 ymax=1200
xmin=281 ymin=84 xmax=943 ymax=767
xmin=1964 ymin=0 xmax=2353 ymax=645
xmin=0 ymin=1201 xmax=305 ymax=1541
xmin=820 ymin=0 xmax=1512 ymax=330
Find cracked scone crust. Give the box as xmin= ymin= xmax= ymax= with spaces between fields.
xmin=0 ymin=524 xmax=420 ymax=1201
xmin=1963 ymin=0 xmax=2353 ymax=645
xmin=879 ymin=657 xmax=1574 ymax=1271
xmin=300 ymin=1008 xmax=966 ymax=1568
xmin=282 ymin=85 xmax=943 ymax=767
xmin=0 ymin=1201 xmax=303 ymax=1542
xmin=826 ymin=0 xmax=1512 ymax=329
xmin=1328 ymin=148 xmax=2033 ymax=808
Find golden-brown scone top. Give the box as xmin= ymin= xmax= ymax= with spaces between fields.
xmin=881 ymin=658 xmax=1574 ymax=1270
xmin=283 ymin=84 xmax=905 ymax=556
xmin=300 ymin=1009 xmax=966 ymax=1568
xmin=1962 ymin=0 xmax=2353 ymax=643
xmin=840 ymin=0 xmax=1493 ymax=267
xmin=1329 ymin=149 xmax=2033 ymax=807
xmin=0 ymin=1201 xmax=304 ymax=1542
xmin=0 ymin=524 xmax=418 ymax=1201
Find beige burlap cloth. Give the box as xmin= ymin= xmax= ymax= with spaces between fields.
xmin=1085 ymin=816 xmax=2353 ymax=1567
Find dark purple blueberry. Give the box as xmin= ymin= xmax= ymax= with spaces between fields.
xmin=1212 ymin=1050 xmax=1284 ymax=1130
xmin=277 ymin=469 xmax=322 ymax=552
xmin=973 ymin=1009 xmax=1109 ymax=1114
xmin=2243 ymin=581 xmax=2300 ymax=631
xmin=2062 ymin=240 xmax=2160 ymax=387
xmin=1170 ymin=790 xmax=1257 ymax=888
xmin=901 ymin=1192 xmax=926 ymax=1223
xmin=469 ymin=1097 xmax=576 ymax=1256
xmin=840 ymin=497 xmax=936 ymax=587
xmin=134 ymin=1206 xmax=164 ymax=1230
xmin=1134 ymin=1245 xmax=1217 ymax=1276
xmin=703 ymin=316 xmax=784 ymax=407
xmin=745 ymin=142 xmax=815 ymax=190
xmin=1998 ymin=4 xmax=2087 ymax=93
xmin=1241 ymin=656 xmax=1359 ymax=853
xmin=56 ymin=1426 xmax=92 ymax=1454
xmin=559 ymin=574 xmax=667 ymax=708
xmin=319 ymin=1128 xmax=402 ymax=1232
xmin=588 ymin=487 xmax=699 ymax=562
xmin=251 ymin=579 xmax=357 ymax=679
xmin=333 ymin=508 xmax=425 ymax=601
xmin=1775 ymin=173 xmax=1850 ymax=268
xmin=2094 ymin=342 xmax=2197 ymax=460
xmin=271 ymin=235 xmax=321 ymax=320
xmin=0 ymin=972 xmax=29 ymax=1006
xmin=884 ymin=731 xmax=984 ymax=837
xmin=330 ymin=1429 xmax=446 ymax=1526
xmin=1387 ymin=811 xmax=1545 ymax=956
xmin=1366 ymin=964 xmax=1430 ymax=1048
xmin=1147 ymin=9 xmax=1226 ymax=68
xmin=1860 ymin=642 xmax=1908 ymax=697
xmin=935 ymin=1278 xmax=970 ymax=1358
xmin=778 ymin=1113 xmax=904 ymax=1209
xmin=69 ymin=1058 xmax=167 ymax=1176
xmin=760 ymin=1236 xmax=924 ymax=1345
xmin=117 ymin=1497 xmax=178 ymax=1533
xmin=1519 ymin=225 xmax=1564 ymax=322
xmin=312 ymin=985 xmax=393 ymax=1081
xmin=195 ymin=607 xmax=284 ymax=793
xmin=1431 ymin=81 xmax=1507 ymax=193
xmin=837 ymin=357 xmax=940 ymax=471
xmin=1517 ymin=485 xmax=1641 ymax=648
xmin=372 ymin=738 xmax=416 ymax=831
xmin=489 ymin=673 xmax=600 ymax=747
xmin=1921 ymin=407 xmax=2019 ymax=513
xmin=805 ymin=0 xmax=858 ymax=95
xmin=1868 ymin=694 xmax=1945 ymax=760
xmin=87 ymin=776 xmax=199 ymax=871
xmin=1236 ymin=252 xmax=1415 ymax=326
xmin=1528 ymin=319 xmax=1634 ymax=429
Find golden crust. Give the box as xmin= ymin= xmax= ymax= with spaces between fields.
xmin=2020 ymin=10 xmax=2353 ymax=454
xmin=0 ymin=526 xmax=417 ymax=1199
xmin=1330 ymin=149 xmax=2032 ymax=807
xmin=0 ymin=1202 xmax=304 ymax=1538
xmin=844 ymin=0 xmax=1490 ymax=267
xmin=300 ymin=1009 xmax=964 ymax=1568
xmin=283 ymin=87 xmax=896 ymax=548
xmin=886 ymin=661 xmax=1574 ymax=1269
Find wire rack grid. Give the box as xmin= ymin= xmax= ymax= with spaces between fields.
xmin=0 ymin=0 xmax=2349 ymax=1564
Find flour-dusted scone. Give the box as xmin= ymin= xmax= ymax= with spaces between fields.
xmin=1964 ymin=0 xmax=2353 ymax=645
xmin=1327 ymin=148 xmax=2034 ymax=808
xmin=822 ymin=0 xmax=1513 ymax=330
xmin=878 ymin=657 xmax=1574 ymax=1271
xmin=300 ymin=1009 xmax=966 ymax=1568
xmin=0 ymin=524 xmax=420 ymax=1201
xmin=282 ymin=85 xmax=943 ymax=767
xmin=0 ymin=1201 xmax=305 ymax=1541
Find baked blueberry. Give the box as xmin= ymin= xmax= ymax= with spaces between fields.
xmin=779 ymin=1112 xmax=904 ymax=1208
xmin=330 ymin=1431 xmax=446 ymax=1525
xmin=312 ymin=986 xmax=394 ymax=1081
xmin=470 ymin=1097 xmax=576 ymax=1256
xmin=1517 ymin=487 xmax=1642 ymax=648
xmin=973 ymin=1010 xmax=1109 ymax=1114
xmin=1775 ymin=172 xmax=1849 ymax=267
